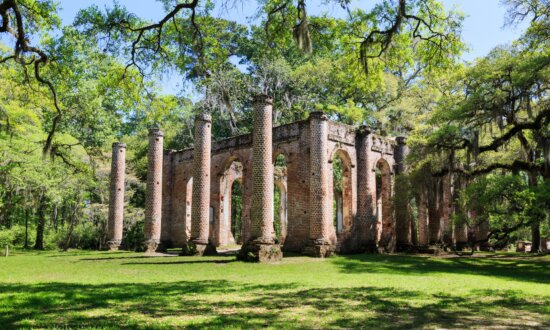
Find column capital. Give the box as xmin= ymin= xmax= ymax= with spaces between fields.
xmin=309 ymin=111 xmax=328 ymax=121
xmin=396 ymin=136 xmax=407 ymax=145
xmin=195 ymin=113 xmax=212 ymax=123
xmin=357 ymin=125 xmax=372 ymax=136
xmin=148 ymin=127 xmax=164 ymax=137
xmin=112 ymin=142 xmax=127 ymax=149
xmin=253 ymin=93 xmax=273 ymax=105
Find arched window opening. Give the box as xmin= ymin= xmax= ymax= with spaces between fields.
xmin=220 ymin=159 xmax=243 ymax=247
xmin=376 ymin=167 xmax=382 ymax=225
xmin=185 ymin=177 xmax=193 ymax=240
xmin=375 ymin=158 xmax=392 ymax=245
xmin=230 ymin=180 xmax=243 ymax=244
xmin=274 ymin=154 xmax=287 ymax=244
xmin=332 ymin=156 xmax=344 ymax=233
xmin=331 ymin=150 xmax=352 ymax=236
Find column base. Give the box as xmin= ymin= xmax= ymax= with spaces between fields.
xmin=237 ymin=241 xmax=283 ymax=262
xmin=107 ymin=240 xmax=121 ymax=251
xmin=180 ymin=241 xmax=217 ymax=256
xmin=144 ymin=239 xmax=160 ymax=253
xmin=302 ymin=239 xmax=335 ymax=258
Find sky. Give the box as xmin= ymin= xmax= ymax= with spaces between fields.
xmin=41 ymin=1 xmax=533 ymax=94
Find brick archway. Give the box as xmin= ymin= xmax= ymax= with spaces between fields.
xmin=330 ymin=148 xmax=354 ymax=245
xmin=218 ymin=157 xmax=244 ymax=246
xmin=273 ymin=153 xmax=288 ymax=244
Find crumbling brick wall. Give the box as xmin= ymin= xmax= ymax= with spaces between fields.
xmin=155 ymin=113 xmax=402 ymax=254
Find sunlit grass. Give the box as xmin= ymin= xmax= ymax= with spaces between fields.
xmin=0 ymin=250 xmax=548 ymax=328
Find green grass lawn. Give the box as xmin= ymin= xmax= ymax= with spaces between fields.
xmin=0 ymin=250 xmax=549 ymax=329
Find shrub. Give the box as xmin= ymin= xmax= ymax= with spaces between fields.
xmin=0 ymin=225 xmax=33 ymax=248
xmin=0 ymin=229 xmax=13 ymax=248
xmin=49 ymin=221 xmax=104 ymax=250
xmin=122 ymin=219 xmax=145 ymax=251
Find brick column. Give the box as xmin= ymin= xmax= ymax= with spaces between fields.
xmin=356 ymin=126 xmax=375 ymax=250
xmin=144 ymin=128 xmax=164 ymax=253
xmin=303 ymin=111 xmax=335 ymax=257
xmin=182 ymin=114 xmax=216 ymax=256
xmin=107 ymin=142 xmax=126 ymax=250
xmin=238 ymin=95 xmax=282 ymax=262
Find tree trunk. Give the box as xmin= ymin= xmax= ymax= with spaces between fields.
xmin=60 ymin=203 xmax=67 ymax=229
xmin=24 ymin=209 xmax=29 ymax=249
xmin=63 ymin=197 xmax=81 ymax=252
xmin=410 ymin=201 xmax=418 ymax=246
xmin=1 ymin=190 xmax=13 ymax=228
xmin=528 ymin=172 xmax=541 ymax=253
xmin=34 ymin=194 xmax=47 ymax=250
xmin=543 ymin=137 xmax=550 ymax=179
xmin=50 ymin=203 xmax=58 ymax=231
xmin=428 ymin=178 xmax=441 ymax=244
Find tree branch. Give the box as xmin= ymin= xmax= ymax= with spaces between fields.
xmin=0 ymin=0 xmax=62 ymax=156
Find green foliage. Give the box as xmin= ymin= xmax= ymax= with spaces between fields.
xmin=122 ymin=219 xmax=145 ymax=252
xmin=458 ymin=175 xmax=550 ymax=245
xmin=1 ymin=0 xmax=547 ymax=252
xmin=0 ymin=230 xmax=14 ymax=248
xmin=231 ymin=181 xmax=243 ymax=243
xmin=273 ymin=184 xmax=281 ymax=241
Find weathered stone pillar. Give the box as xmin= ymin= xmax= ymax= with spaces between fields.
xmin=238 ymin=95 xmax=282 ymax=262
xmin=356 ymin=126 xmax=375 ymax=250
xmin=182 ymin=114 xmax=216 ymax=256
xmin=107 ymin=142 xmax=126 ymax=250
xmin=303 ymin=111 xmax=335 ymax=257
xmin=144 ymin=128 xmax=163 ymax=253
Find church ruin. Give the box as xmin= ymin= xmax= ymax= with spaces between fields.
xmin=107 ymin=94 xmax=477 ymax=260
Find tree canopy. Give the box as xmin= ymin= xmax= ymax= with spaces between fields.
xmin=0 ymin=0 xmax=548 ymax=252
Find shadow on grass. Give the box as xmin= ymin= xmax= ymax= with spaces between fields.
xmin=79 ymin=255 xmax=163 ymax=261
xmin=121 ymin=259 xmax=236 ymax=265
xmin=331 ymin=254 xmax=550 ymax=284
xmin=0 ymin=280 xmax=548 ymax=329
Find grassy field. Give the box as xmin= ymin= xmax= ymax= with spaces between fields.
xmin=0 ymin=250 xmax=549 ymax=329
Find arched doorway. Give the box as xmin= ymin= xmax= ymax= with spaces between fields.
xmin=230 ymin=179 xmax=243 ymax=244
xmin=274 ymin=154 xmax=288 ymax=244
xmin=219 ymin=159 xmax=243 ymax=247
xmin=375 ymin=158 xmax=393 ymax=248
xmin=185 ymin=177 xmax=193 ymax=241
xmin=331 ymin=150 xmax=353 ymax=240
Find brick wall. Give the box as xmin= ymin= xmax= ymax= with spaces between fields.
xmin=146 ymin=112 xmax=406 ymax=255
